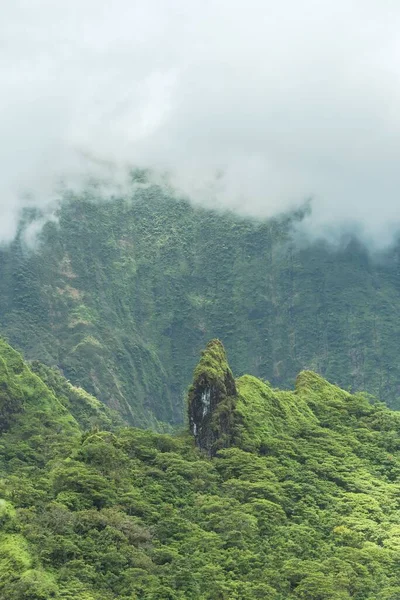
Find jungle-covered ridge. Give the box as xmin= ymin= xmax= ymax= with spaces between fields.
xmin=2 ymin=337 xmax=400 ymax=599
xmin=1 ymin=186 xmax=400 ymax=427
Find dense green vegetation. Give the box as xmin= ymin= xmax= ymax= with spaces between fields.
xmin=2 ymin=337 xmax=400 ymax=599
xmin=1 ymin=186 xmax=400 ymax=426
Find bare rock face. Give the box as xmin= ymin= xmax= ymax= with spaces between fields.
xmin=188 ymin=339 xmax=237 ymax=456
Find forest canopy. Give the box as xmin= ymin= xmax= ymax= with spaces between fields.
xmin=1 ymin=338 xmax=400 ymax=599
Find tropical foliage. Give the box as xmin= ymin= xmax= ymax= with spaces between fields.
xmin=1 ymin=338 xmax=400 ymax=599
xmin=2 ymin=187 xmax=400 ymax=426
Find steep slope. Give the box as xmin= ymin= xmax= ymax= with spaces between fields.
xmin=2 ymin=187 xmax=400 ymax=426
xmin=0 ymin=338 xmax=118 ymax=470
xmin=2 ymin=340 xmax=400 ymax=598
xmin=0 ymin=338 xmax=79 ymax=462
xmin=29 ymin=360 xmax=122 ymax=431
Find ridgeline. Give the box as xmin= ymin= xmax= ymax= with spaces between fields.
xmin=2 ymin=188 xmax=400 ymax=427
xmin=1 ymin=338 xmax=400 ymax=599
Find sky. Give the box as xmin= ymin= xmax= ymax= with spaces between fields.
xmin=2 ymin=0 xmax=400 ymax=244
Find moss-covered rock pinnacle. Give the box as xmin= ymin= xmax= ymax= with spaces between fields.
xmin=188 ymin=339 xmax=237 ymax=455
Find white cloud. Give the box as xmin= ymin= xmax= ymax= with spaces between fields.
xmin=2 ymin=0 xmax=400 ymax=243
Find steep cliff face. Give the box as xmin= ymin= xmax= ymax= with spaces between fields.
xmin=4 ymin=192 xmax=400 ymax=428
xmin=188 ymin=339 xmax=237 ymax=455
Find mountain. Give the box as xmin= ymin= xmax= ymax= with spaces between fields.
xmin=2 ymin=186 xmax=400 ymax=427
xmin=0 ymin=337 xmax=118 ymax=457
xmin=1 ymin=338 xmax=400 ymax=599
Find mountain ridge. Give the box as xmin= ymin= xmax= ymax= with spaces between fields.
xmin=2 ymin=188 xmax=400 ymax=427
xmin=1 ymin=338 xmax=400 ymax=598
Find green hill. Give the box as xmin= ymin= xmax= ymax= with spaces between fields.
xmin=0 ymin=338 xmax=118 ymax=468
xmin=1 ymin=338 xmax=400 ymax=599
xmin=2 ymin=187 xmax=400 ymax=426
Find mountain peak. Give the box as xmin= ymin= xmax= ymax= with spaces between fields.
xmin=188 ymin=339 xmax=237 ymax=455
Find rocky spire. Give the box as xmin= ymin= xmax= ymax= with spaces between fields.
xmin=188 ymin=339 xmax=237 ymax=456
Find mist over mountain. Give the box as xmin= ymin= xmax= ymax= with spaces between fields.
xmin=2 ymin=189 xmax=400 ymax=429
xmin=3 ymin=1 xmax=400 ymax=244
xmin=4 ymin=4 xmax=400 ymax=598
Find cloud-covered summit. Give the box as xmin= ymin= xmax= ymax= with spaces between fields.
xmin=2 ymin=1 xmax=400 ymax=243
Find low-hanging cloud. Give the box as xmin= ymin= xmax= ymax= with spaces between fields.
xmin=2 ymin=0 xmax=400 ymax=244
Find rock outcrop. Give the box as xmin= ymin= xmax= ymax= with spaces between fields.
xmin=188 ymin=339 xmax=237 ymax=455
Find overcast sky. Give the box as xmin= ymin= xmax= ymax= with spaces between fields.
xmin=2 ymin=0 xmax=400 ymax=243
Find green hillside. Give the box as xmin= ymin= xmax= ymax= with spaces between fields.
xmin=0 ymin=338 xmax=118 ymax=463
xmin=2 ymin=186 xmax=400 ymax=426
xmin=1 ymin=339 xmax=400 ymax=599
